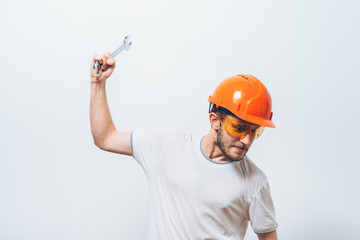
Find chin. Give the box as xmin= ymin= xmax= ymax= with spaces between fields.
xmin=231 ymin=148 xmax=246 ymax=160
xmin=228 ymin=151 xmax=246 ymax=162
xmin=234 ymin=155 xmax=246 ymax=161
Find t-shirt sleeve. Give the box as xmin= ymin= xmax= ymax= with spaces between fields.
xmin=249 ymin=181 xmax=278 ymax=234
xmin=131 ymin=129 xmax=175 ymax=175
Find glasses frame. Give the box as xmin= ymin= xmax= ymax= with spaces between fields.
xmin=217 ymin=113 xmax=264 ymax=139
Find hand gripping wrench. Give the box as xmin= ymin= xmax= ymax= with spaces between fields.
xmin=93 ymin=35 xmax=132 ymax=77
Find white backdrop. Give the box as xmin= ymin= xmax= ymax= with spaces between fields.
xmin=1 ymin=0 xmax=359 ymax=239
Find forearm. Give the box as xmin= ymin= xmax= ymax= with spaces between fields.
xmin=90 ymin=82 xmax=116 ymax=147
xmin=257 ymin=231 xmax=278 ymax=240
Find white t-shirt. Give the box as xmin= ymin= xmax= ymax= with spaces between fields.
xmin=131 ymin=129 xmax=278 ymax=240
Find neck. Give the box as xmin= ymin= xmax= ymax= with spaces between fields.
xmin=202 ymin=130 xmax=232 ymax=163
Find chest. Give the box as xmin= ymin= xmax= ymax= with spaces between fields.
xmin=156 ymin=143 xmax=249 ymax=211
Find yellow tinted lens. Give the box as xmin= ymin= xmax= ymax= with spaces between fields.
xmin=254 ymin=126 xmax=264 ymax=139
xmin=226 ymin=126 xmax=248 ymax=138
xmin=220 ymin=116 xmax=264 ymax=139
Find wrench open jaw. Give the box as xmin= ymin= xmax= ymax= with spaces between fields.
xmin=93 ymin=35 xmax=132 ymax=77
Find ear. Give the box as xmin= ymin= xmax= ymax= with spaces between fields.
xmin=209 ymin=112 xmax=221 ymax=130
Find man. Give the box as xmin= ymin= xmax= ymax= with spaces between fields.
xmin=90 ymin=52 xmax=278 ymax=240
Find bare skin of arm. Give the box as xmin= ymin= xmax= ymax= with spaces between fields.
xmin=90 ymin=52 xmax=132 ymax=155
xmin=257 ymin=231 xmax=278 ymax=240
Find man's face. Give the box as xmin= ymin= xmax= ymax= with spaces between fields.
xmin=216 ymin=115 xmax=258 ymax=161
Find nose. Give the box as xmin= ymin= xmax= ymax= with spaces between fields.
xmin=240 ymin=133 xmax=252 ymax=145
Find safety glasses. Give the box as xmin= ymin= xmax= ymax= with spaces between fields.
xmin=218 ymin=114 xmax=265 ymax=139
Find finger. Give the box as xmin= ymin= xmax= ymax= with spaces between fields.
xmin=93 ymin=54 xmax=103 ymax=65
xmin=101 ymin=52 xmax=110 ymax=70
xmin=106 ymin=58 xmax=115 ymax=66
xmin=103 ymin=52 xmax=112 ymax=71
xmin=106 ymin=51 xmax=111 ymax=59
xmin=105 ymin=58 xmax=116 ymax=73
xmin=92 ymin=54 xmax=101 ymax=61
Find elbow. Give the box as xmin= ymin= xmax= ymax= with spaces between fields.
xmin=93 ymin=138 xmax=106 ymax=150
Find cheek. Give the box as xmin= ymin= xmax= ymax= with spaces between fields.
xmin=219 ymin=128 xmax=236 ymax=146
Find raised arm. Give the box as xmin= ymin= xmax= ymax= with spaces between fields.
xmin=90 ymin=52 xmax=132 ymax=156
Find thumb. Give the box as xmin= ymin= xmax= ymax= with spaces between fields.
xmin=107 ymin=58 xmax=115 ymax=66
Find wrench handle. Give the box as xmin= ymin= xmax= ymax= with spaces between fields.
xmin=93 ymin=60 xmax=102 ymax=77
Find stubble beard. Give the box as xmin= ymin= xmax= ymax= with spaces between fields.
xmin=216 ymin=127 xmax=245 ymax=162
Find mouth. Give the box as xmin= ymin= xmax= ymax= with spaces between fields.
xmin=233 ymin=146 xmax=247 ymax=152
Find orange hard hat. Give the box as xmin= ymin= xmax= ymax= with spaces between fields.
xmin=208 ymin=74 xmax=275 ymax=128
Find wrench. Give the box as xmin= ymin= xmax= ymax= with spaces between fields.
xmin=93 ymin=35 xmax=132 ymax=77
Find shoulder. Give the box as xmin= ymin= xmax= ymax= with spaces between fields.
xmin=132 ymin=128 xmax=176 ymax=141
xmin=239 ymin=156 xmax=269 ymax=198
xmin=131 ymin=128 xmax=188 ymax=163
xmin=241 ymin=156 xmax=268 ymax=181
xmin=150 ymin=128 xmax=192 ymax=141
xmin=157 ymin=129 xmax=197 ymax=149
xmin=132 ymin=128 xmax=193 ymax=146
xmin=168 ymin=129 xmax=194 ymax=141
